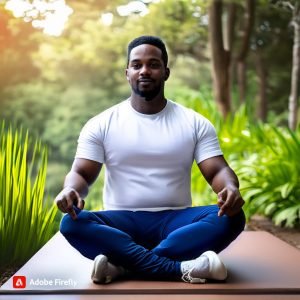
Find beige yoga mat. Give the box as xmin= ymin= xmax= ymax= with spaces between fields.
xmin=1 ymin=231 xmax=300 ymax=296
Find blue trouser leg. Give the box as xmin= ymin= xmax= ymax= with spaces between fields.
xmin=60 ymin=205 xmax=245 ymax=279
xmin=152 ymin=205 xmax=245 ymax=260
xmin=60 ymin=209 xmax=181 ymax=279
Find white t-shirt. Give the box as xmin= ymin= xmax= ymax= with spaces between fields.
xmin=75 ymin=99 xmax=223 ymax=211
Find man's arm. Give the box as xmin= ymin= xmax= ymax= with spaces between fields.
xmin=54 ymin=158 xmax=102 ymax=220
xmin=198 ymin=155 xmax=244 ymax=217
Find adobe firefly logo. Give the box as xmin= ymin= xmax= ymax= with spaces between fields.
xmin=13 ymin=276 xmax=26 ymax=288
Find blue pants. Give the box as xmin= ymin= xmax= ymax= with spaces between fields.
xmin=60 ymin=205 xmax=245 ymax=279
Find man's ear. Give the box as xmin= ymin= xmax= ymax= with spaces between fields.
xmin=125 ymin=69 xmax=129 ymax=81
xmin=165 ymin=67 xmax=170 ymax=81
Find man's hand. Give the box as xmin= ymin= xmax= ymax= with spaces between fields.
xmin=217 ymin=186 xmax=245 ymax=217
xmin=54 ymin=187 xmax=85 ymax=220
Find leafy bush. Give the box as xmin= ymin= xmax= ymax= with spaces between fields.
xmin=236 ymin=125 xmax=300 ymax=227
xmin=173 ymin=88 xmax=300 ymax=228
xmin=0 ymin=123 xmax=58 ymax=270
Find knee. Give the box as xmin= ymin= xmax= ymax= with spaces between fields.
xmin=60 ymin=214 xmax=77 ymax=237
xmin=60 ymin=210 xmax=88 ymax=237
xmin=60 ymin=209 xmax=103 ymax=238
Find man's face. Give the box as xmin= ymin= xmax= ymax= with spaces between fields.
xmin=126 ymin=44 xmax=169 ymax=101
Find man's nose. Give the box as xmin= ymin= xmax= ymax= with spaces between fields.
xmin=140 ymin=65 xmax=151 ymax=75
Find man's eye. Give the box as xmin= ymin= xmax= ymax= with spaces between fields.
xmin=132 ymin=64 xmax=141 ymax=69
xmin=150 ymin=63 xmax=160 ymax=68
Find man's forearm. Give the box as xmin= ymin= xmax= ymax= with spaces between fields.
xmin=63 ymin=171 xmax=89 ymax=198
xmin=211 ymin=166 xmax=240 ymax=194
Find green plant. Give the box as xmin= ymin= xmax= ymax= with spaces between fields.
xmin=238 ymin=125 xmax=300 ymax=227
xmin=0 ymin=123 xmax=58 ymax=270
xmin=179 ymin=88 xmax=300 ymax=228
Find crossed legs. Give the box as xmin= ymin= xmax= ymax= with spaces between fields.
xmin=60 ymin=205 xmax=245 ymax=279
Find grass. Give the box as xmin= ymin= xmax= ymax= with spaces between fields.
xmin=0 ymin=123 xmax=58 ymax=270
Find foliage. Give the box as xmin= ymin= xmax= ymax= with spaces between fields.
xmin=0 ymin=6 xmax=40 ymax=89
xmin=42 ymin=85 xmax=117 ymax=164
xmin=175 ymin=88 xmax=300 ymax=228
xmin=0 ymin=0 xmax=296 ymax=124
xmin=249 ymin=2 xmax=293 ymax=116
xmin=236 ymin=125 xmax=300 ymax=227
xmin=1 ymin=81 xmax=62 ymax=137
xmin=130 ymin=0 xmax=209 ymax=61
xmin=0 ymin=123 xmax=58 ymax=270
xmin=0 ymin=1 xmax=299 ymax=229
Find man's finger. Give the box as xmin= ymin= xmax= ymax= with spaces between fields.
xmin=59 ymin=198 xmax=69 ymax=212
xmin=217 ymin=189 xmax=226 ymax=200
xmin=217 ymin=189 xmax=226 ymax=209
xmin=66 ymin=207 xmax=78 ymax=220
xmin=58 ymin=199 xmax=77 ymax=220
xmin=56 ymin=201 xmax=67 ymax=213
xmin=65 ymin=193 xmax=79 ymax=219
xmin=218 ymin=208 xmax=225 ymax=217
xmin=54 ymin=188 xmax=83 ymax=219
xmin=73 ymin=190 xmax=82 ymax=207
xmin=218 ymin=195 xmax=235 ymax=217
xmin=217 ymin=198 xmax=225 ymax=207
xmin=77 ymin=199 xmax=85 ymax=210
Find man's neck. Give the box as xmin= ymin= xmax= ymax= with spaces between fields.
xmin=130 ymin=95 xmax=167 ymax=115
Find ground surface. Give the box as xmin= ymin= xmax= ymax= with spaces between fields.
xmin=246 ymin=215 xmax=300 ymax=250
xmin=1 ymin=215 xmax=300 ymax=287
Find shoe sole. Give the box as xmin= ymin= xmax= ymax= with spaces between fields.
xmin=91 ymin=254 xmax=109 ymax=284
xmin=202 ymin=251 xmax=227 ymax=280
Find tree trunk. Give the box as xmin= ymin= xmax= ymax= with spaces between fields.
xmin=209 ymin=0 xmax=231 ymax=118
xmin=255 ymin=49 xmax=268 ymax=122
xmin=224 ymin=2 xmax=236 ymax=52
xmin=237 ymin=61 xmax=247 ymax=103
xmin=225 ymin=3 xmax=236 ymax=105
xmin=237 ymin=0 xmax=255 ymax=103
xmin=289 ymin=5 xmax=300 ymax=130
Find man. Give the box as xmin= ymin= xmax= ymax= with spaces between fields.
xmin=55 ymin=35 xmax=245 ymax=284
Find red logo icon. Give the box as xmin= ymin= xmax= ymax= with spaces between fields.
xmin=13 ymin=276 xmax=26 ymax=288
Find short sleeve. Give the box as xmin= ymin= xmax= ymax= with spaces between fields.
xmin=194 ymin=117 xmax=223 ymax=164
xmin=75 ymin=117 xmax=105 ymax=163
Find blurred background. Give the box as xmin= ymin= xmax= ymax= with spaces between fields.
xmin=0 ymin=1 xmax=300 ymax=271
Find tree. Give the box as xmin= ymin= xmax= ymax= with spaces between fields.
xmin=249 ymin=3 xmax=293 ymax=122
xmin=289 ymin=2 xmax=300 ymax=130
xmin=235 ymin=0 xmax=256 ymax=103
xmin=269 ymin=0 xmax=299 ymax=129
xmin=119 ymin=0 xmax=209 ymax=66
xmin=284 ymin=1 xmax=300 ymax=130
xmin=208 ymin=0 xmax=255 ymax=117
xmin=209 ymin=1 xmax=231 ymax=117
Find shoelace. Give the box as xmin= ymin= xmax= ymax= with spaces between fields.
xmin=181 ymin=269 xmax=207 ymax=284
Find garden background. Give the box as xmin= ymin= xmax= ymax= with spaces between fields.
xmin=0 ymin=0 xmax=300 ymax=280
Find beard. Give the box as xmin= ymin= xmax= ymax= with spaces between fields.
xmin=133 ymin=82 xmax=162 ymax=101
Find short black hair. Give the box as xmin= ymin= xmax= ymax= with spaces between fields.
xmin=127 ymin=35 xmax=168 ymax=67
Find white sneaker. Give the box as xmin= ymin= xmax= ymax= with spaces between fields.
xmin=181 ymin=251 xmax=227 ymax=284
xmin=91 ymin=254 xmax=126 ymax=284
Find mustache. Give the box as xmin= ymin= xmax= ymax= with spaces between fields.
xmin=137 ymin=78 xmax=154 ymax=83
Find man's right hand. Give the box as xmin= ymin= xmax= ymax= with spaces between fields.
xmin=54 ymin=187 xmax=85 ymax=220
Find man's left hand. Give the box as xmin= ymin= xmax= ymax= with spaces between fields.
xmin=217 ymin=186 xmax=245 ymax=217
